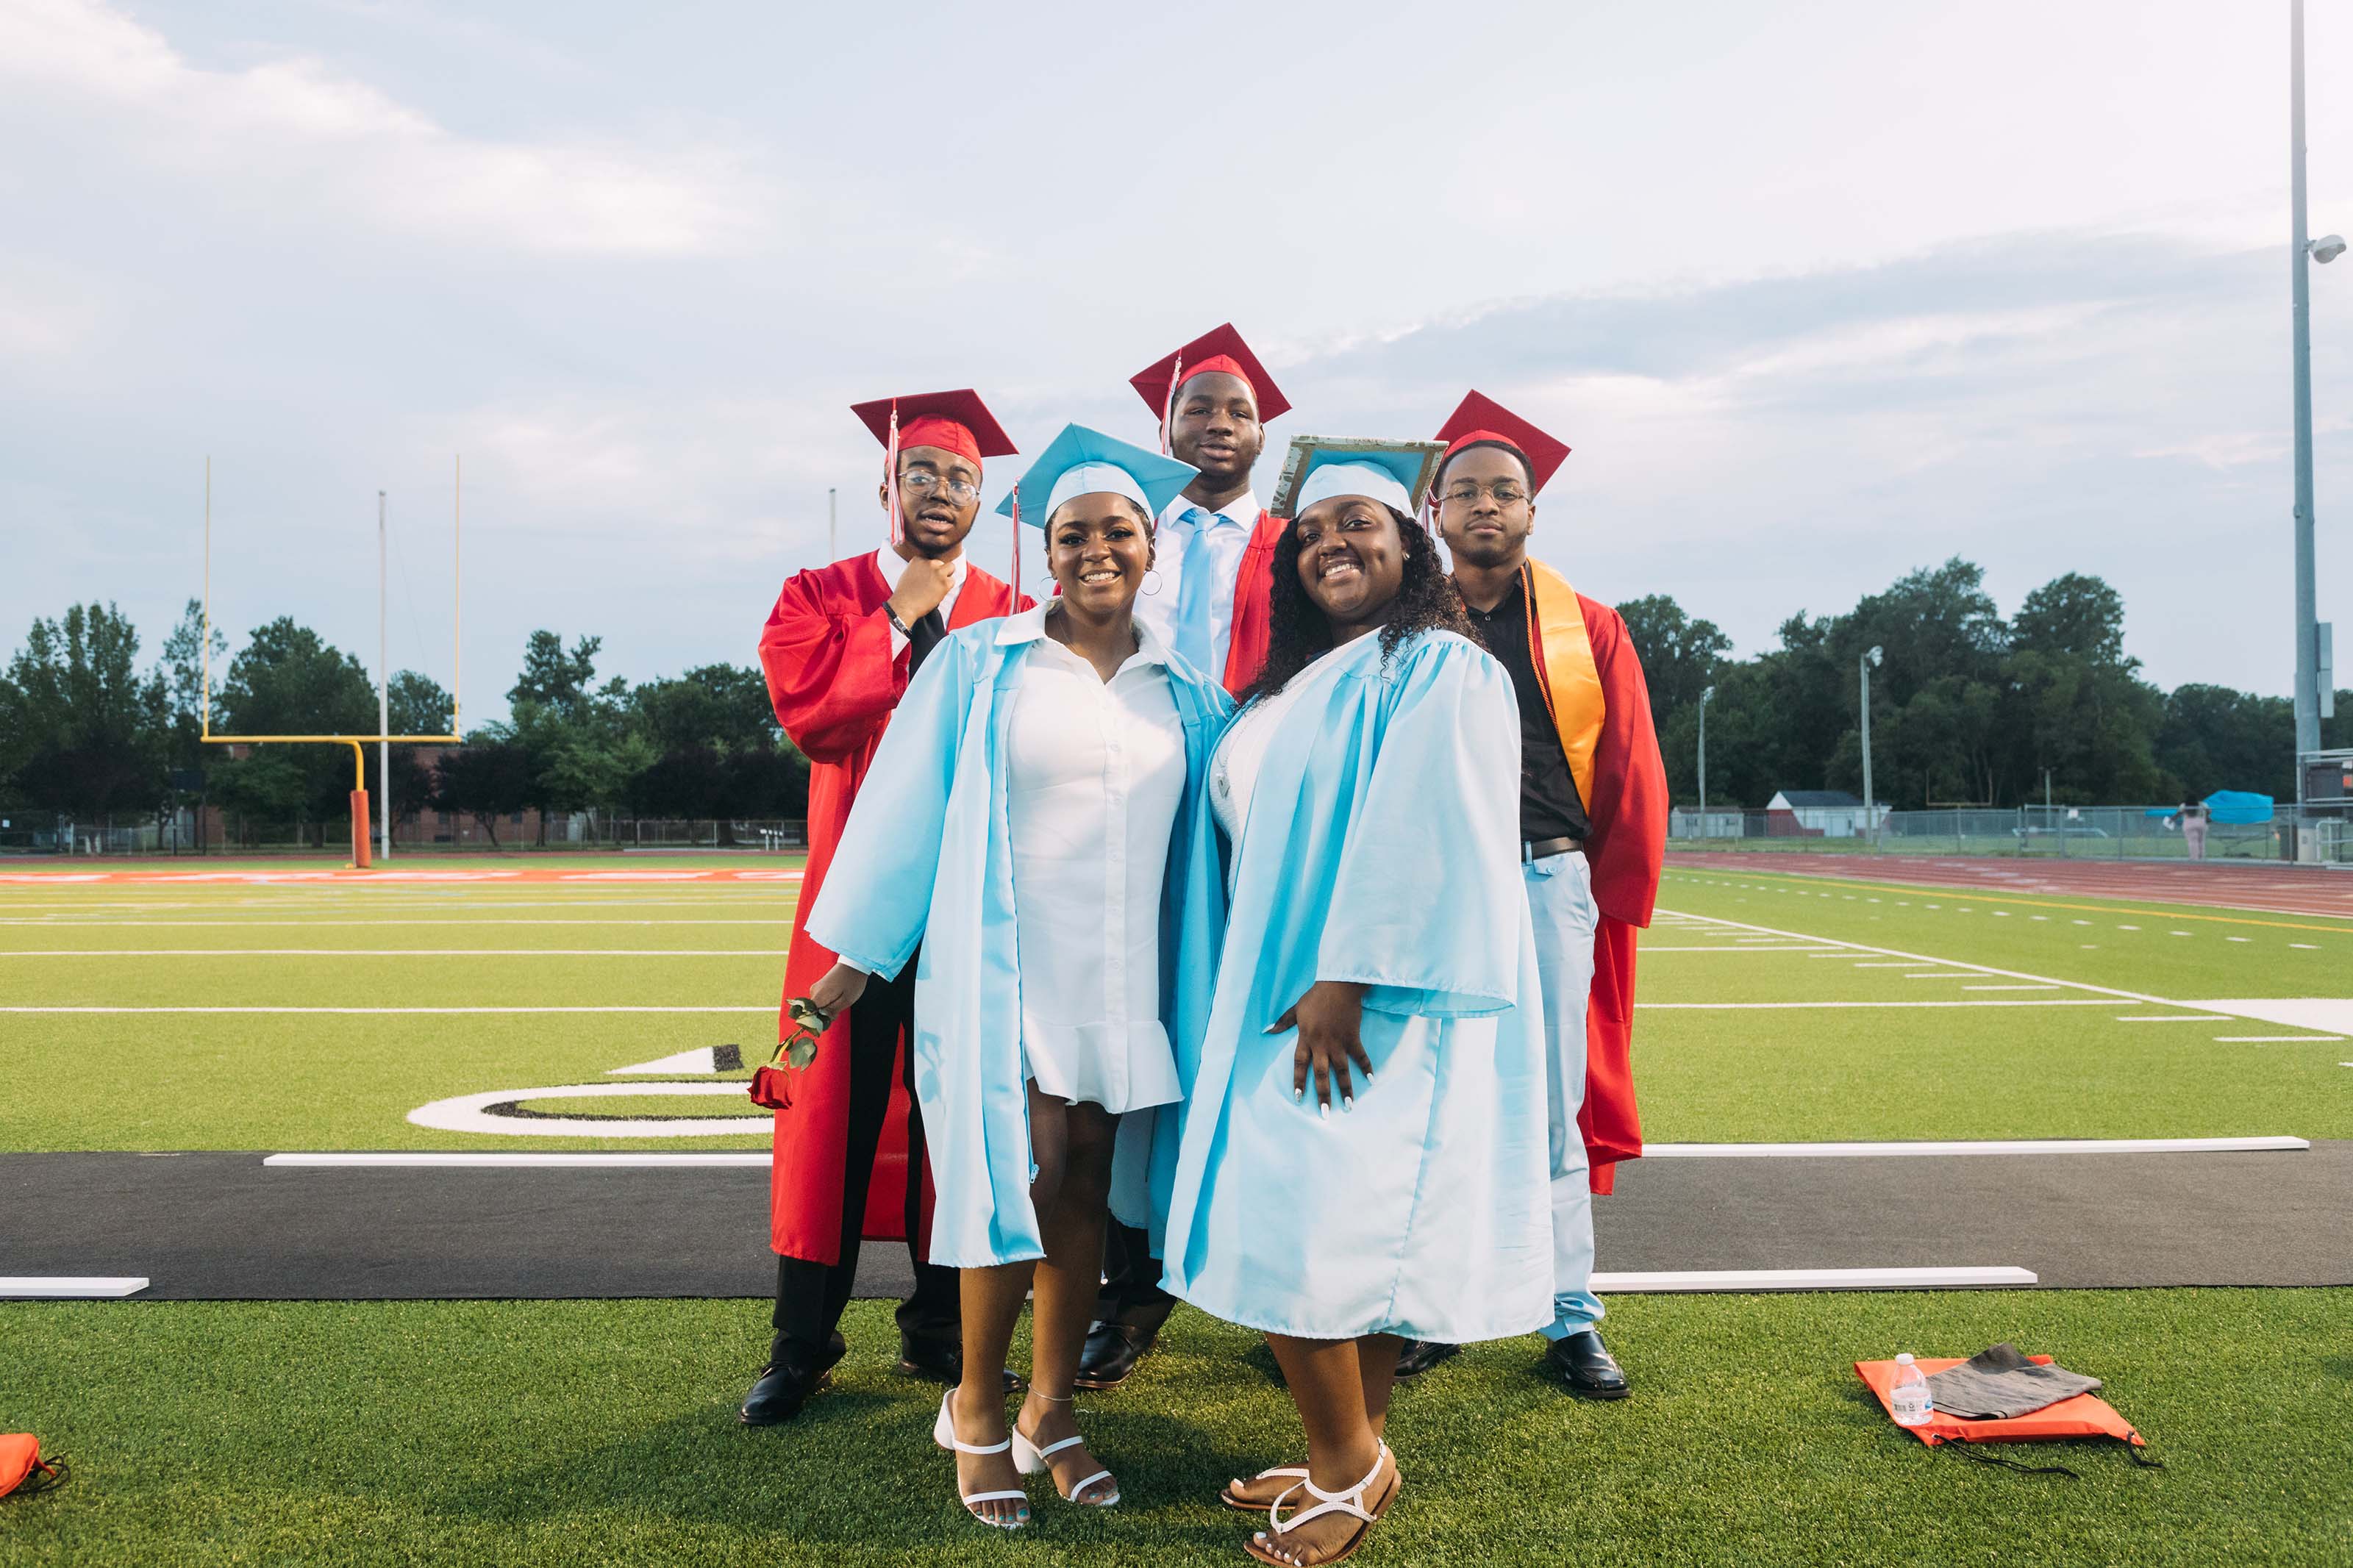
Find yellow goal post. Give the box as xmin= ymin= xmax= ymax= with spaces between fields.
xmin=199 ymin=457 xmax=465 ymax=867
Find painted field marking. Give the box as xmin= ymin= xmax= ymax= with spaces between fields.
xmin=1593 ymin=1267 xmax=2037 ymax=1293
xmin=0 ymin=1277 xmax=149 ymax=1297
xmin=1852 ymin=961 xmax=1928 ymax=967
xmin=1963 ymin=984 xmax=2062 ymax=991
xmin=1647 ymin=1136 xmax=2307 ymax=1157
xmin=1652 ymin=909 xmax=2176 ymax=1007
xmin=0 ymin=920 xmax=793 ymax=928
xmin=1643 ymin=1000 xmax=2120 ymax=1009
xmin=266 ymin=1150 xmax=771 ymax=1167
xmin=1640 ymin=945 xmax=1840 ymax=952
xmin=2115 ymin=1015 xmax=2231 ymax=1023
xmin=0 ymin=949 xmax=780 ymax=958
xmin=2293 ymin=943 xmax=2319 ymax=950
xmin=2215 ymin=1036 xmax=2346 ymax=1043
xmin=0 ymin=1006 xmax=775 ymax=1014
xmin=404 ymin=1081 xmax=765 ymax=1136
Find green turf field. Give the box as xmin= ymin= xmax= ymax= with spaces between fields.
xmin=4 ymin=1291 xmax=2345 ymax=1567
xmin=4 ymin=859 xmax=2349 ymax=1564
xmin=3 ymin=858 xmax=2345 ymax=1152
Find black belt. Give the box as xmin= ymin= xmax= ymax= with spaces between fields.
xmin=1521 ymin=836 xmax=1582 ymax=863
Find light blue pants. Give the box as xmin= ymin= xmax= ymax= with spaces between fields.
xmin=1524 ymin=851 xmax=1603 ymax=1339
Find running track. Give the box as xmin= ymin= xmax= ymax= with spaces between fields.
xmin=1671 ymin=851 xmax=2353 ymax=920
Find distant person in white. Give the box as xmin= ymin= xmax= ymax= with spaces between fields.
xmin=2178 ymin=801 xmax=2209 ymax=861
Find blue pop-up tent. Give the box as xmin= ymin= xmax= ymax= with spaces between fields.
xmin=2146 ymin=791 xmax=2273 ymax=824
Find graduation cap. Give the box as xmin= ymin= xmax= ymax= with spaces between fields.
xmin=1432 ymin=390 xmax=1571 ymax=494
xmin=1129 ymin=324 xmax=1292 ymax=453
xmin=997 ymin=424 xmax=1196 ymax=589
xmin=998 ymin=424 xmax=1197 ymax=530
xmin=1268 ymin=434 xmax=1447 ymax=520
xmin=848 ymin=388 xmax=1018 ymax=548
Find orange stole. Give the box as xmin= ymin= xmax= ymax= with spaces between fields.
xmin=1521 ymin=559 xmax=1607 ymax=800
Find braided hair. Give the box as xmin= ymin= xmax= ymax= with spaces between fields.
xmin=1240 ymin=506 xmax=1483 ymax=706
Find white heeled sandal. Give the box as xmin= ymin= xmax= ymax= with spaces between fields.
xmin=1249 ymin=1443 xmax=1395 ymax=1567
xmin=1013 ymin=1420 xmax=1118 ymax=1506
xmin=931 ymin=1389 xmax=1029 ymax=1529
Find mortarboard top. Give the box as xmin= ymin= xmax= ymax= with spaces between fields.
xmin=1270 ymin=435 xmax=1447 ymax=521
xmin=996 ymin=424 xmax=1197 ymax=529
xmin=1128 ymin=323 xmax=1293 ymax=424
xmin=849 ymin=388 xmax=1018 ymax=470
xmin=1433 ymin=390 xmax=1571 ymax=494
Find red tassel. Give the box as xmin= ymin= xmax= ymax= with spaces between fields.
xmin=1160 ymin=355 xmax=1183 ymax=457
xmin=1008 ymin=481 xmax=1022 ymax=600
xmin=885 ymin=401 xmax=901 ymax=548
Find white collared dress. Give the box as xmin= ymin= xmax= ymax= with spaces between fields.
xmin=1002 ymin=604 xmax=1188 ymax=1114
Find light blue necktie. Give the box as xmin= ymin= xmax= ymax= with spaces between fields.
xmin=1171 ymin=506 xmax=1216 ymax=674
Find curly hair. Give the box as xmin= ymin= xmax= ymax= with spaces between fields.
xmin=1240 ymin=506 xmax=1483 ymax=705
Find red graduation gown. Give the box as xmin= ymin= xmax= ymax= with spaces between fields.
xmin=1221 ymin=510 xmax=1287 ymax=695
xmin=755 ymin=553 xmax=1029 ymax=1263
xmin=1522 ymin=562 xmax=1668 ymax=1195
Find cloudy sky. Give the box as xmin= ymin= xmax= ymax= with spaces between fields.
xmin=4 ymin=0 xmax=2349 ymax=721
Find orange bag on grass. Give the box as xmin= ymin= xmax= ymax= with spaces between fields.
xmin=1 ymin=1433 xmax=66 ymax=1499
xmin=1856 ymin=1356 xmax=2146 ymax=1450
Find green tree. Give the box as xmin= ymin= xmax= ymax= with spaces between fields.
xmin=387 ymin=670 xmax=455 ymax=736
xmin=0 ymin=603 xmax=168 ymax=825
xmin=1615 ymin=594 xmax=1731 ymax=745
xmin=213 ymin=617 xmax=379 ymax=827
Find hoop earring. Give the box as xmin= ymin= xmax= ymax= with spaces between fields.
xmin=1142 ymin=568 xmax=1163 ymax=596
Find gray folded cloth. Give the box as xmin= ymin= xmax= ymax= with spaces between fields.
xmin=1925 ymin=1343 xmax=2102 ymax=1420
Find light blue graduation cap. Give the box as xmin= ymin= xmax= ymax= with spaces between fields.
xmin=995 ymin=423 xmax=1198 ymax=530
xmin=1269 ymin=435 xmax=1447 ymax=520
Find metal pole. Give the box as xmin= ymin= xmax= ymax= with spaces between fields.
xmin=379 ymin=490 xmax=390 ymax=862
xmin=1697 ymin=690 xmax=1708 ymax=820
xmin=2293 ymin=0 xmax=2322 ymax=756
xmin=1859 ymin=654 xmax=1875 ymax=845
xmin=828 ymin=487 xmax=838 ymax=564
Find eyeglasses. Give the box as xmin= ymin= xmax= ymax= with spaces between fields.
xmin=901 ymin=471 xmax=980 ymax=504
xmin=1439 ymin=480 xmax=1529 ymax=507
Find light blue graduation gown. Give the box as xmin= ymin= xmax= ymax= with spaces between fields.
xmin=804 ymin=612 xmax=1232 ymax=1269
xmin=1160 ymin=629 xmax=1556 ymax=1342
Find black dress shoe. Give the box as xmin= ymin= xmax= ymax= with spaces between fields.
xmin=1391 ymin=1339 xmax=1461 ymax=1381
xmin=1073 ymin=1320 xmax=1155 ymax=1391
xmin=739 ymin=1357 xmax=832 ymax=1425
xmin=1546 ymin=1329 xmax=1630 ymax=1400
xmin=895 ymin=1338 xmax=1024 ymax=1392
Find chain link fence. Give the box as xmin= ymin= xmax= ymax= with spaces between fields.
xmin=3 ymin=812 xmax=808 ymax=856
xmin=1670 ymin=804 xmax=2329 ymax=862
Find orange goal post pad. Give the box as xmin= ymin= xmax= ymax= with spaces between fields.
xmin=1855 ymin=1356 xmax=2145 ymax=1447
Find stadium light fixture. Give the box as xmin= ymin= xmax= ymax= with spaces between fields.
xmin=2314 ymin=233 xmax=2347 ymax=263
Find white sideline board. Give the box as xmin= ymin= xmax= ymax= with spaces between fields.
xmin=1 ymin=1276 xmax=150 ymax=1297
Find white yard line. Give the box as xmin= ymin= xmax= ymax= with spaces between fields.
xmin=1640 ymin=999 xmax=2121 ymax=1009
xmin=2115 ymin=1015 xmax=2231 ymax=1023
xmin=0 ymin=950 xmax=776 ymax=958
xmin=1593 ymin=1267 xmax=2036 ymax=1292
xmin=1648 ymin=1136 xmax=2308 ymax=1157
xmin=0 ymin=1006 xmax=774 ymax=1014
xmin=2215 ymin=1035 xmax=2346 ymax=1043
xmin=1652 ymin=908 xmax=2177 ymax=1006
xmin=265 ymin=1152 xmax=770 ymax=1167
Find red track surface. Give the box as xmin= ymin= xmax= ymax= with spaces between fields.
xmin=1671 ymin=851 xmax=2353 ymax=920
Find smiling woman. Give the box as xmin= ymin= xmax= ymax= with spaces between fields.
xmin=1165 ymin=436 xmax=1551 ymax=1567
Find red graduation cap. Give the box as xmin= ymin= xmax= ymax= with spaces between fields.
xmin=1434 ymin=390 xmax=1571 ymax=494
xmin=1129 ymin=324 xmax=1292 ymax=451
xmin=849 ymin=388 xmax=1018 ymax=550
xmin=850 ymin=388 xmax=1018 ymax=470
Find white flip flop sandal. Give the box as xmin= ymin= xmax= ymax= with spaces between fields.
xmin=1247 ymin=1443 xmax=1396 ymax=1567
xmin=1221 ymin=1464 xmax=1310 ymax=1511
xmin=932 ymin=1389 xmax=1029 ymax=1528
xmin=1013 ymin=1421 xmax=1119 ymax=1507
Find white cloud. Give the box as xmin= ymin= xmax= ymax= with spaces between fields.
xmin=0 ymin=0 xmax=769 ymax=256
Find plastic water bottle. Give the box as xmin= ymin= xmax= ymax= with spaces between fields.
xmin=1889 ymin=1352 xmax=1932 ymax=1426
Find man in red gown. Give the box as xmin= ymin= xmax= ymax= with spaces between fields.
xmin=1073 ymin=326 xmax=1292 ymax=1392
xmin=1411 ymin=391 xmax=1668 ymax=1397
xmin=742 ymin=389 xmax=1031 ymax=1425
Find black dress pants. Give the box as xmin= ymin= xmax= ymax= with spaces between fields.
xmin=1093 ymin=1219 xmax=1177 ymax=1335
xmin=771 ymin=951 xmax=959 ymax=1368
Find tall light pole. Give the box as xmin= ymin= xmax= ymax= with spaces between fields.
xmin=1697 ymin=684 xmax=1715 ymax=833
xmin=377 ymin=490 xmax=390 ymax=863
xmin=1860 ymin=645 xmax=1883 ymax=844
xmin=2291 ymin=0 xmax=2346 ymax=759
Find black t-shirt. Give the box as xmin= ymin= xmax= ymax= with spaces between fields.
xmin=1462 ymin=573 xmax=1590 ymax=843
